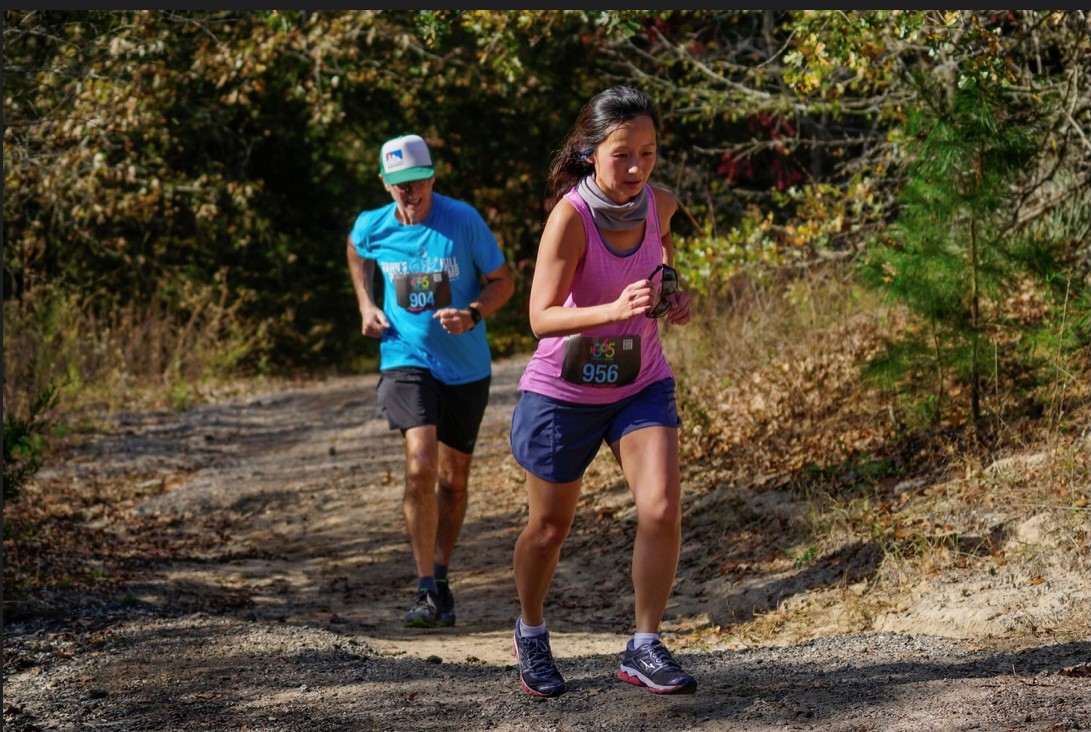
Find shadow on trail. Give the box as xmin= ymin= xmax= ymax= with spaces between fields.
xmin=108 ymin=357 xmax=534 ymax=640
xmin=7 ymin=356 xmax=1090 ymax=732
xmin=109 ymin=350 xmax=995 ymax=645
xmin=70 ymin=613 xmax=1091 ymax=732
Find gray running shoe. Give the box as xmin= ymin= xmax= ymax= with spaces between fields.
xmin=512 ymin=624 xmax=566 ymax=698
xmin=617 ymin=639 xmax=697 ymax=694
xmin=436 ymin=580 xmax=456 ymax=627
xmin=403 ymin=588 xmax=442 ymax=628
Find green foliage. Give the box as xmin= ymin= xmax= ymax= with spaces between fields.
xmin=3 ymin=9 xmax=1089 ymax=424
xmin=674 ymin=224 xmax=785 ymax=300
xmin=3 ymin=383 xmax=60 ymax=503
xmin=859 ymin=76 xmax=1071 ymax=429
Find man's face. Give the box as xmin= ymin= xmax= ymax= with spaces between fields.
xmin=384 ymin=176 xmax=434 ymax=225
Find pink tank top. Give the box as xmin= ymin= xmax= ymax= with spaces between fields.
xmin=518 ymin=184 xmax=674 ymax=404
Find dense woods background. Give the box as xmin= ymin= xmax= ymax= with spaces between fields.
xmin=4 ymin=13 xmax=1090 ymax=660
xmin=4 ymin=10 xmax=1090 ymax=443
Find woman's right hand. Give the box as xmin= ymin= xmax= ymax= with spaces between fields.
xmin=613 ymin=278 xmax=657 ymax=321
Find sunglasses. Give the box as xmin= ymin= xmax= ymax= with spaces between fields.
xmin=646 ymin=264 xmax=679 ymax=319
xmin=392 ymin=178 xmax=432 ymax=192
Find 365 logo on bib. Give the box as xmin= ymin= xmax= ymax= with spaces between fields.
xmin=562 ymin=335 xmax=641 ymax=387
xmin=394 ymin=271 xmax=452 ymax=312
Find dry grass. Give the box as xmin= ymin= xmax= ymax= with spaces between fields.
xmin=659 ymin=260 xmax=1091 ymax=646
xmin=5 ymin=259 xmax=1087 ymax=647
xmin=671 ymin=261 xmax=904 ymax=476
xmin=3 ymin=273 xmax=270 ymax=420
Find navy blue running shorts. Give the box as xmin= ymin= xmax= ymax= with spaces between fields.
xmin=509 ymin=378 xmax=680 ymax=484
xmin=376 ymin=367 xmax=491 ymax=454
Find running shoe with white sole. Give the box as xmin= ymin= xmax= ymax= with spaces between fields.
xmin=617 ymin=639 xmax=697 ymax=694
xmin=513 ymin=624 xmax=567 ymax=698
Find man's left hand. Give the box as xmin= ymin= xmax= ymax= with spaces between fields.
xmin=433 ymin=308 xmax=474 ymax=335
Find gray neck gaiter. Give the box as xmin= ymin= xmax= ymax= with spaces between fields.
xmin=576 ymin=176 xmax=649 ymax=232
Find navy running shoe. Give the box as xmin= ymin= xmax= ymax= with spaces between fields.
xmin=436 ymin=580 xmax=456 ymax=627
xmin=403 ymin=588 xmax=442 ymax=628
xmin=512 ymin=624 xmax=566 ymax=698
xmin=617 ymin=639 xmax=697 ymax=694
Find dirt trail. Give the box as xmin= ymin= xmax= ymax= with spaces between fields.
xmin=3 ymin=355 xmax=1089 ymax=731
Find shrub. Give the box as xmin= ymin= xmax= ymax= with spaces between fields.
xmin=3 ymin=382 xmax=60 ymax=503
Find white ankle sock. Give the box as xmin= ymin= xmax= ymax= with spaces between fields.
xmin=518 ymin=618 xmax=547 ymax=638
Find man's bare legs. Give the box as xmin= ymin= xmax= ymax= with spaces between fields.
xmin=403 ymin=425 xmax=440 ymax=580
xmin=403 ymin=425 xmax=472 ymax=571
xmin=435 ymin=441 xmax=472 ymax=567
xmin=402 ymin=425 xmax=472 ymax=626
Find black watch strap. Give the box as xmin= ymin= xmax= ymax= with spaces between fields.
xmin=467 ymin=305 xmax=483 ymax=326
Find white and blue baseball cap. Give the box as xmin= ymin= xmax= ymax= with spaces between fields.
xmin=380 ymin=134 xmax=435 ymax=185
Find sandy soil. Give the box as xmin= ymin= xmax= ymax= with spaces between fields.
xmin=3 ymin=355 xmax=1089 ymax=731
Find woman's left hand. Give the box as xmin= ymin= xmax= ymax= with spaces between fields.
xmin=665 ymin=289 xmax=692 ymax=326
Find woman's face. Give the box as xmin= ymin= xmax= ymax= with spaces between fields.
xmin=590 ymin=114 xmax=657 ymax=204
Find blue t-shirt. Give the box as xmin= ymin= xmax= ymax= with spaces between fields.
xmin=349 ymin=193 xmax=505 ymax=385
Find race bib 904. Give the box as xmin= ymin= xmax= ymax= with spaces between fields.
xmin=394 ymin=271 xmax=451 ymax=312
xmin=561 ymin=335 xmax=641 ymax=387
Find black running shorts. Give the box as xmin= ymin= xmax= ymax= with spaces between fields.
xmin=376 ymin=367 xmax=491 ymax=454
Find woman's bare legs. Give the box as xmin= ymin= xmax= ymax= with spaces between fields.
xmin=611 ymin=426 xmax=682 ymax=633
xmin=513 ymin=473 xmax=581 ymax=626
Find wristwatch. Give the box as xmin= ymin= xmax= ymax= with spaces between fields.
xmin=467 ymin=305 xmax=483 ymax=328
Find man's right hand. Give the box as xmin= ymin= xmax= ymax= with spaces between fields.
xmin=360 ymin=306 xmax=390 ymax=338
